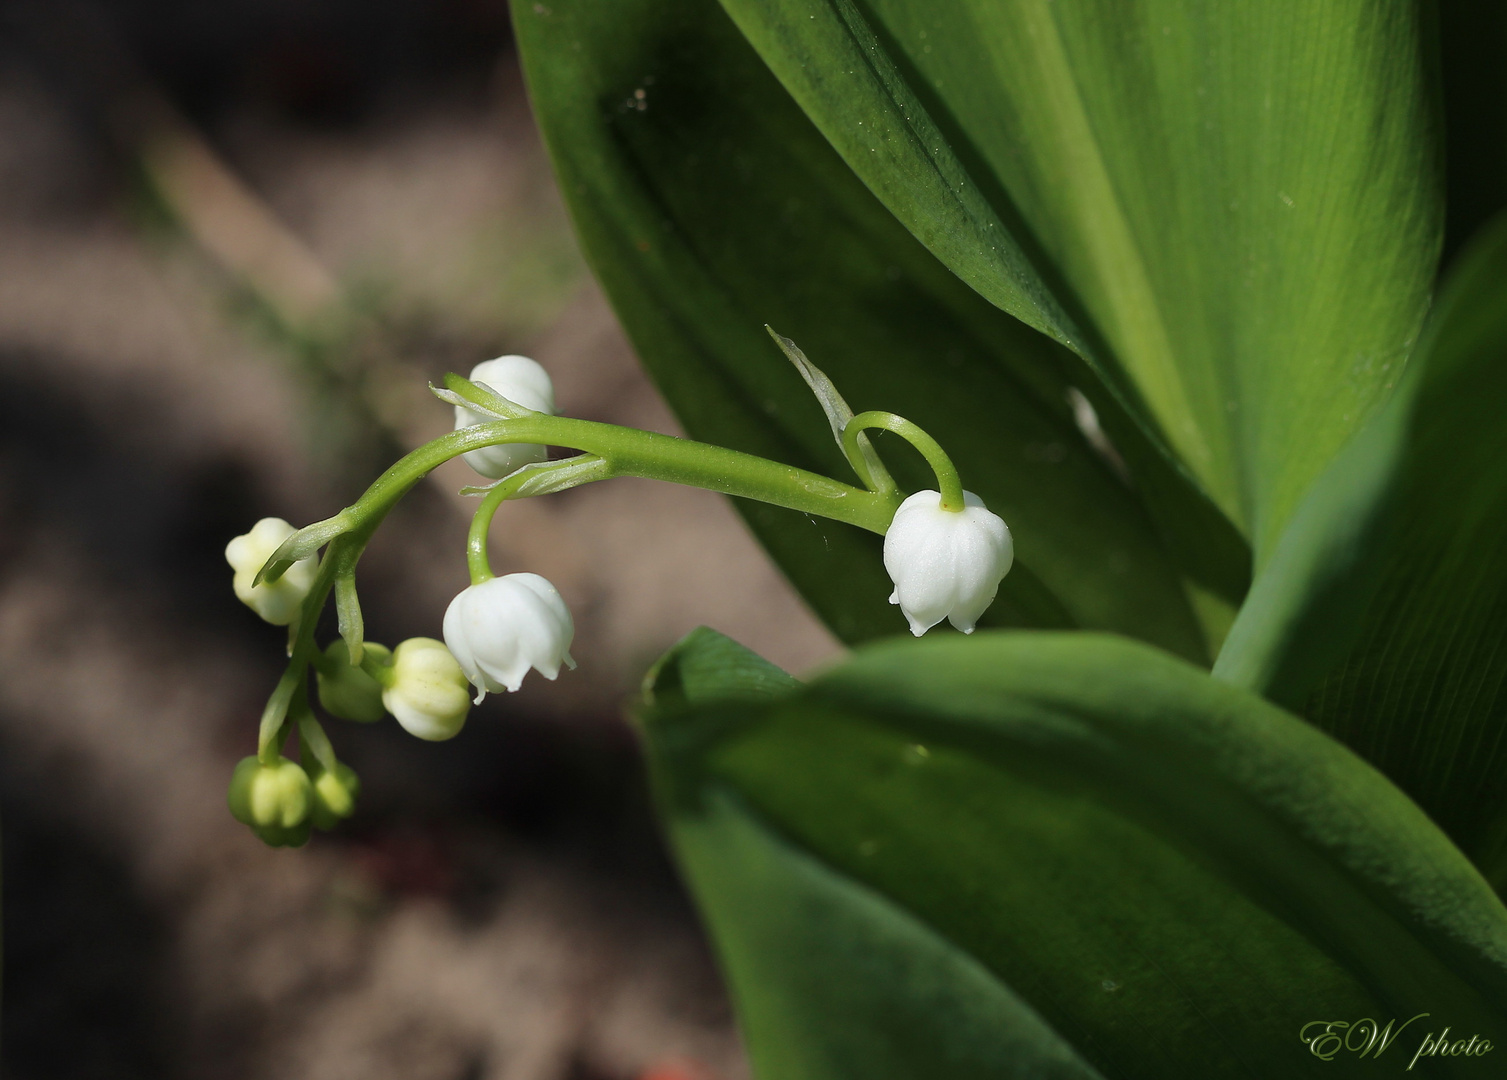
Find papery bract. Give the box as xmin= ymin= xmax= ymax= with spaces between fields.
xmin=883 ymin=490 xmax=1013 ymax=636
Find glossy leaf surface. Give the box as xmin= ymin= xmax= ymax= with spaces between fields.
xmin=720 ymin=0 xmax=1441 ymax=559
xmin=643 ymin=629 xmax=1507 ymax=1078
xmin=513 ymin=0 xmax=1226 ymax=657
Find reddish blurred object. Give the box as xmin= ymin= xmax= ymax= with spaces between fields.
xmin=348 ymin=825 xmax=459 ymax=900
xmin=637 ymin=1060 xmax=718 ymax=1080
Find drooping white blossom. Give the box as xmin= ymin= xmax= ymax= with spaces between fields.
xmin=454 ymin=355 xmax=557 ymax=479
xmin=226 ymin=517 xmax=319 ymax=626
xmin=443 ymin=573 xmax=576 ymax=700
xmin=381 ymin=637 xmax=472 ymax=741
xmin=883 ymin=489 xmax=1013 ymax=636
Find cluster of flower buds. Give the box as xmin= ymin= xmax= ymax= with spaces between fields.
xmin=227 ymin=342 xmax=1015 ymax=847
xmin=223 ymin=358 xmax=580 ymax=845
xmin=225 ymin=752 xmax=364 ymax=847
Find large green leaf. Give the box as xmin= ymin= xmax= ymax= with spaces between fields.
xmin=1214 ymin=217 xmax=1507 ymax=885
xmin=718 ymin=0 xmax=1442 ymax=561
xmin=642 ymin=629 xmax=1507 ymax=1078
xmin=1297 ymin=218 xmax=1507 ymax=888
xmin=513 ymin=0 xmax=1238 ymax=658
xmin=1209 ymin=389 xmax=1410 ymax=709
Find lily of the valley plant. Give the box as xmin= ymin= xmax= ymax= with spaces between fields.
xmin=230 ymin=0 xmax=1507 ymax=1074
xmin=229 ymin=345 xmax=1005 ymax=843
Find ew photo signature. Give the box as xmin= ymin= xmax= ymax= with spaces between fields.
xmin=1301 ymin=1015 xmax=1495 ymax=1070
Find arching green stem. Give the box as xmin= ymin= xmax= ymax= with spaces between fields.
xmin=450 ymin=414 xmax=899 ymax=529
xmin=466 ymin=455 xmax=613 ymax=583
xmin=843 ymin=412 xmax=966 ymax=511
xmin=467 ymin=481 xmax=511 ymax=584
xmin=252 ymin=381 xmax=934 ymax=758
xmin=265 ymin=407 xmax=902 ymax=592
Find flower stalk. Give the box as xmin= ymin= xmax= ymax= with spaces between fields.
xmin=251 ymin=391 xmax=907 ymax=754
xmin=843 ymin=411 xmax=966 ymax=512
xmin=231 ymin=342 xmax=1003 ymax=847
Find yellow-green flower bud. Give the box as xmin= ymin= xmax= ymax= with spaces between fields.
xmin=228 ymin=754 xmax=313 ymax=830
xmin=252 ymin=819 xmax=312 ymax=848
xmin=309 ymin=762 xmax=360 ymax=830
xmin=226 ymin=517 xmax=318 ymax=625
xmin=316 ymin=640 xmax=391 ymax=723
xmin=381 ymin=637 xmax=471 ymax=741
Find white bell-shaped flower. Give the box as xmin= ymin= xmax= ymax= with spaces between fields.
xmin=226 ymin=517 xmax=319 ymax=625
xmin=443 ymin=573 xmax=576 ymax=700
xmin=455 ymin=355 xmax=557 ymax=479
xmin=382 ymin=637 xmax=472 ymax=741
xmin=883 ymin=489 xmax=1013 ymax=636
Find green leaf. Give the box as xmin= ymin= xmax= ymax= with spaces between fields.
xmin=643 ymin=626 xmax=800 ymax=713
xmin=719 ymin=0 xmax=1442 ymax=561
xmin=647 ymin=634 xmax=1103 ymax=1079
xmin=1210 ymin=391 xmax=1409 ymax=708
xmin=1215 ymin=217 xmax=1507 ymax=883
xmin=1283 ymin=216 xmax=1507 ymax=888
xmin=643 ymin=630 xmax=1507 ymax=1078
xmin=677 ymin=793 xmax=1106 ymax=1080
xmin=513 ymin=0 xmax=1231 ymax=659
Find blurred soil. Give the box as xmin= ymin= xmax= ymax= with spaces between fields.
xmin=0 ymin=3 xmax=839 ymax=1076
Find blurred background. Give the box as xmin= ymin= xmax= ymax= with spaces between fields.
xmin=0 ymin=1 xmax=842 ymax=1075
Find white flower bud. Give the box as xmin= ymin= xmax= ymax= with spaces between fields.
xmin=883 ymin=489 xmax=1013 ymax=636
xmin=308 ymin=762 xmax=360 ymax=830
xmin=455 ymin=355 xmax=556 ymax=479
xmin=443 ymin=573 xmax=576 ymax=700
xmin=382 ymin=637 xmax=472 ymax=741
xmin=226 ymin=517 xmax=319 ymax=626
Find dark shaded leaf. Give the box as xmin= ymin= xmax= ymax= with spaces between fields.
xmin=644 ymin=630 xmax=1507 ymax=1077
xmin=1298 ymin=216 xmax=1507 ymax=888
xmin=1437 ymin=1 xmax=1507 ymax=269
